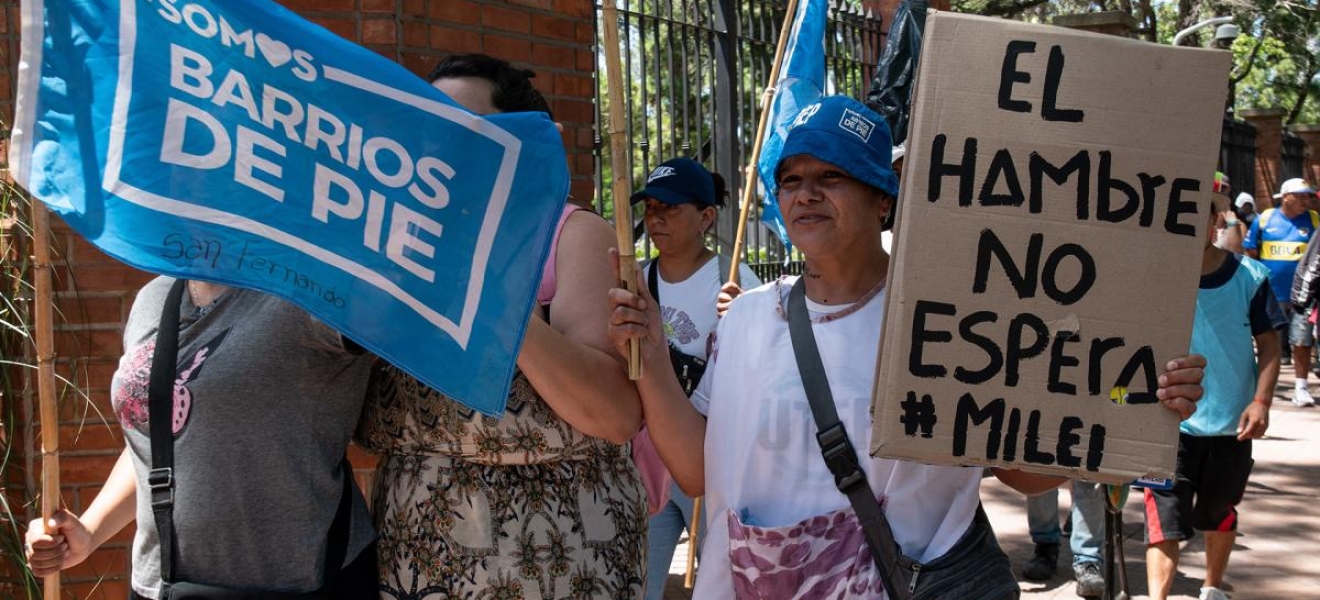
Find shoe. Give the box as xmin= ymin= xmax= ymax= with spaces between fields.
xmin=1073 ymin=562 xmax=1104 ymax=598
xmin=1022 ymin=542 xmax=1058 ymax=581
xmin=1294 ymin=387 xmax=1316 ymax=407
xmin=1200 ymin=587 xmax=1229 ymax=600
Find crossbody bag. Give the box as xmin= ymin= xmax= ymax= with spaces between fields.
xmin=785 ymin=278 xmax=1019 ymax=600
xmin=646 ymin=255 xmax=726 ymax=396
xmin=146 ymin=280 xmax=355 ymax=600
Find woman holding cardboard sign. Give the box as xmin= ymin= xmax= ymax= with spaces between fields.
xmin=606 ymin=96 xmax=1206 ymax=600
xmin=356 ymin=54 xmax=647 ymax=600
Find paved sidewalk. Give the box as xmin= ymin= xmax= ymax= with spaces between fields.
xmin=982 ymin=371 xmax=1320 ymax=600
xmin=660 ymin=374 xmax=1320 ymax=599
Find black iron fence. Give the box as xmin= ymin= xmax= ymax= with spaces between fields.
xmin=1220 ymin=117 xmax=1256 ymax=201
xmin=1282 ymin=131 xmax=1306 ymax=181
xmin=594 ymin=0 xmax=884 ymax=277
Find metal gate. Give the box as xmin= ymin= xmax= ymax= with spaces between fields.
xmin=1282 ymin=131 xmax=1306 ymax=181
xmin=1220 ymin=117 xmax=1256 ymax=201
xmin=594 ymin=0 xmax=884 ymax=274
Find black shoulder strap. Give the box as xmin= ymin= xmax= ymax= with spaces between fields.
xmin=147 ymin=280 xmax=354 ymax=588
xmin=785 ymin=277 xmax=906 ymax=597
xmin=647 ymin=260 xmax=661 ymax=303
xmin=148 ymin=279 xmax=187 ymax=583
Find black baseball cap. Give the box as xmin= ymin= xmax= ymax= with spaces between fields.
xmin=631 ymin=158 xmax=717 ymax=207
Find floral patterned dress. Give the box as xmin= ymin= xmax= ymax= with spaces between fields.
xmin=357 ymin=361 xmax=647 ymax=600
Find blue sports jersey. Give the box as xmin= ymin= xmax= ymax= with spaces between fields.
xmin=1184 ymin=254 xmax=1285 ymax=436
xmin=1243 ymin=208 xmax=1319 ymax=300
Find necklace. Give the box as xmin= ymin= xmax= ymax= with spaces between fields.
xmin=186 ymin=281 xmax=221 ymax=316
xmin=775 ymin=275 xmax=886 ymax=324
xmin=186 ymin=280 xmax=203 ymax=306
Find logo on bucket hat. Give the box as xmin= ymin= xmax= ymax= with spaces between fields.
xmin=776 ymin=96 xmax=899 ymax=199
xmin=839 ymin=108 xmax=874 ymax=143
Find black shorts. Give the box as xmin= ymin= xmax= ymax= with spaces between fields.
xmin=1144 ymin=434 xmax=1253 ymax=544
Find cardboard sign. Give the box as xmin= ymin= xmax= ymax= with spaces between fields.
xmin=873 ymin=12 xmax=1230 ymax=484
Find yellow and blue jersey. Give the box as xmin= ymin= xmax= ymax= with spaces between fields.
xmin=1244 ymin=207 xmax=1320 ymax=300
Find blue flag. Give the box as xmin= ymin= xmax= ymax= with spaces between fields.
xmin=10 ymin=0 xmax=570 ymax=416
xmin=756 ymin=0 xmax=827 ymax=250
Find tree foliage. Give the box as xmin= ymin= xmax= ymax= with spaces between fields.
xmin=1225 ymin=0 xmax=1319 ymax=124
xmin=952 ymin=0 xmax=1320 ymax=124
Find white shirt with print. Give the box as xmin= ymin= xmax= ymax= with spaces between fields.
xmin=650 ymin=255 xmax=761 ymax=359
xmin=689 ymin=276 xmax=982 ymax=600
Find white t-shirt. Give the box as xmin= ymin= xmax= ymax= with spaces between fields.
xmin=649 ymin=255 xmax=761 ymax=358
xmin=690 ymin=276 xmax=982 ymax=599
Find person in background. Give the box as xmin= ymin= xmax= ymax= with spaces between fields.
xmin=631 ymin=157 xmax=761 ymax=600
xmin=1235 ymin=192 xmax=1257 ymax=227
xmin=1212 ymin=176 xmax=1244 ymax=254
xmin=1146 ymin=194 xmax=1282 ymax=600
xmin=356 ymin=54 xmax=647 ymax=599
xmin=1244 ymin=177 xmax=1318 ymax=406
xmin=1020 ymin=483 xmax=1105 ymax=597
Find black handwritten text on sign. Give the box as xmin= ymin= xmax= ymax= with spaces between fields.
xmin=875 ymin=20 xmax=1224 ymax=482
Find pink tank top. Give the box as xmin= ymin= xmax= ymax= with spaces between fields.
xmin=536 ymin=204 xmax=583 ymax=306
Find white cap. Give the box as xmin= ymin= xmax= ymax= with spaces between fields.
xmin=1275 ymin=177 xmax=1316 ymax=199
xmin=1235 ymin=192 xmax=1255 ymax=209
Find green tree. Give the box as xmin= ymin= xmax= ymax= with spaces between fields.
xmin=952 ymin=0 xmax=1320 ymax=123
xmin=1224 ymin=0 xmax=1319 ymax=124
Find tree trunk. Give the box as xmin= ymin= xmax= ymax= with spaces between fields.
xmin=1176 ymin=0 xmax=1198 ymax=45
xmin=1135 ymin=0 xmax=1158 ymax=42
xmin=1286 ymin=61 xmax=1320 ymax=125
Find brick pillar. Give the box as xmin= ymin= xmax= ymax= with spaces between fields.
xmin=1242 ymin=108 xmax=1287 ymax=207
xmin=1290 ymin=124 xmax=1320 ymax=186
xmin=1052 ymin=11 xmax=1138 ymax=38
xmin=0 ymin=3 xmax=15 ymax=144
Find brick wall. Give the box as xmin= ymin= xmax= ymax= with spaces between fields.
xmin=1241 ymin=108 xmax=1287 ymax=208
xmin=0 ymin=1 xmax=594 ymax=597
xmin=1291 ymin=125 xmax=1320 ymax=187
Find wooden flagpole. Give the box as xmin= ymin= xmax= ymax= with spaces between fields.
xmin=727 ymin=0 xmax=802 ymax=286
xmin=689 ymin=1 xmax=806 ymax=587
xmin=29 ymin=194 xmax=61 ymax=600
xmin=601 ymin=2 xmax=643 ymax=379
xmin=684 ymin=500 xmax=700 ymax=588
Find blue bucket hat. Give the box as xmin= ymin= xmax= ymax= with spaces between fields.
xmin=631 ymin=158 xmax=717 ymax=207
xmin=775 ymin=96 xmax=900 ymax=199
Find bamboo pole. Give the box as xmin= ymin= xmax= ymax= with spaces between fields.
xmin=684 ymin=496 xmax=702 ymax=589
xmin=689 ymin=1 xmax=805 ymax=587
xmin=30 ymin=196 xmax=61 ymax=600
xmin=727 ymin=0 xmax=802 ymax=285
xmin=601 ymin=2 xmax=643 ymax=379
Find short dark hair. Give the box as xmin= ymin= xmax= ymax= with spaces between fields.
xmin=427 ymin=54 xmax=553 ymax=118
